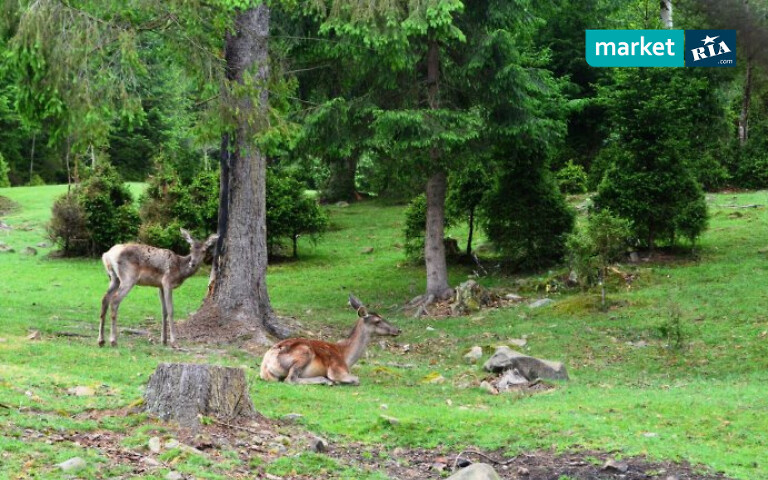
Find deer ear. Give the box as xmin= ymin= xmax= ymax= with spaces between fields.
xmin=349 ymin=293 xmax=363 ymax=310
xmin=180 ymin=228 xmax=194 ymax=245
xmin=357 ymin=306 xmax=368 ymax=317
xmin=204 ymin=234 xmax=219 ymax=249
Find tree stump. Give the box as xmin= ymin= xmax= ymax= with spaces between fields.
xmin=144 ymin=363 xmax=256 ymax=428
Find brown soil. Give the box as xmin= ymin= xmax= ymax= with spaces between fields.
xmin=19 ymin=408 xmax=729 ymax=480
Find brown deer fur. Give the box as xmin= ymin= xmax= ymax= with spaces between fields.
xmin=98 ymin=228 xmax=218 ymax=347
xmin=260 ymin=295 xmax=400 ymax=385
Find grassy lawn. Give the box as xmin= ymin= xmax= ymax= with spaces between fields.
xmin=1 ymin=185 xmax=768 ymax=479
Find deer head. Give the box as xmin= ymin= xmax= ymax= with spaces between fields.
xmin=180 ymin=228 xmax=219 ymax=272
xmin=349 ymin=293 xmax=401 ymax=337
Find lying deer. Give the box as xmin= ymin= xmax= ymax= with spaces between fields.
xmin=260 ymin=294 xmax=401 ymax=385
xmin=98 ymin=228 xmax=218 ymax=347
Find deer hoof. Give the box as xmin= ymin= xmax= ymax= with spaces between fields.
xmin=98 ymin=339 xmax=105 ymax=347
xmin=110 ymin=340 xmax=117 ymax=347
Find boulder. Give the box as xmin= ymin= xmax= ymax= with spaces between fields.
xmin=57 ymin=457 xmax=86 ymax=473
xmin=446 ymin=463 xmax=501 ymax=480
xmin=496 ymin=368 xmax=528 ymax=390
xmin=483 ymin=346 xmax=568 ymax=381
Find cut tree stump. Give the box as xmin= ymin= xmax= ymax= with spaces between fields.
xmin=144 ymin=363 xmax=256 ymax=428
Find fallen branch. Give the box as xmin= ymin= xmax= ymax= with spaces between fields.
xmin=53 ymin=331 xmax=91 ymax=338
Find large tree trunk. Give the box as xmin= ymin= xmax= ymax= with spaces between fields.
xmin=423 ymin=38 xmax=452 ymax=300
xmin=739 ymin=58 xmax=752 ymax=146
xmin=182 ymin=5 xmax=285 ymax=344
xmin=323 ymin=155 xmax=358 ymax=202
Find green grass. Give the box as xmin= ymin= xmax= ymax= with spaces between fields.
xmin=2 ymin=185 xmax=768 ymax=478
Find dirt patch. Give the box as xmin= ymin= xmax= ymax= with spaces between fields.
xmin=15 ymin=407 xmax=734 ymax=479
xmin=0 ymin=196 xmax=17 ymax=216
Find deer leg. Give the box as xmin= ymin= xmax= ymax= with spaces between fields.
xmin=284 ymin=352 xmax=333 ymax=385
xmin=98 ymin=277 xmax=120 ymax=347
xmin=162 ymin=285 xmax=175 ymax=346
xmin=328 ymin=367 xmax=360 ymax=386
xmin=158 ymin=287 xmax=168 ymax=345
xmin=108 ymin=283 xmax=134 ymax=347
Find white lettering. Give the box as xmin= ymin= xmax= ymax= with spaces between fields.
xmin=596 ymin=42 xmax=615 ymax=56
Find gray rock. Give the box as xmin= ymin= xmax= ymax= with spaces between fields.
xmin=281 ymin=413 xmax=304 ymax=423
xmin=21 ymin=246 xmax=37 ymax=256
xmin=446 ymin=463 xmax=501 ymax=480
xmin=504 ymin=293 xmax=523 ymax=302
xmin=0 ymin=244 xmax=14 ymax=253
xmin=335 ymin=201 xmax=350 ymax=208
xmin=451 ymin=280 xmax=492 ymax=315
xmin=308 ymin=436 xmax=328 ymax=453
xmin=497 ymin=368 xmax=528 ymax=390
xmin=528 ymin=298 xmax=554 ymax=309
xmin=148 ymin=436 xmax=162 ymax=454
xmin=483 ymin=346 xmax=568 ymax=381
xmin=603 ymin=459 xmax=629 ymax=473
xmin=463 ymin=346 xmax=483 ymax=364
xmin=141 ymin=457 xmax=161 ymax=467
xmin=166 ymin=472 xmax=183 ymax=480
xmin=479 ymin=381 xmax=498 ymax=395
xmin=36 ymin=242 xmax=50 ymax=248
xmin=57 ymin=457 xmax=86 ymax=472
xmin=360 ymin=246 xmax=374 ymax=254
xmin=508 ymin=338 xmax=527 ymax=348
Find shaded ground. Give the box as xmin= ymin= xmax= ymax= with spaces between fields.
xmin=23 ymin=408 xmax=731 ymax=480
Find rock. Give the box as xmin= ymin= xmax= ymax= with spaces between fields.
xmin=450 ymin=280 xmax=493 ymax=315
xmin=629 ymin=251 xmax=640 ymax=262
xmin=360 ymin=246 xmax=374 ymax=254
xmin=308 ymin=436 xmax=328 ymax=453
xmin=603 ymin=459 xmax=629 ymax=473
xmin=464 ymin=346 xmax=483 ymax=364
xmin=166 ymin=472 xmax=183 ymax=480
xmin=57 ymin=457 xmax=86 ymax=472
xmin=567 ymin=270 xmax=579 ymax=285
xmin=281 ymin=413 xmax=304 ymax=423
xmin=483 ymin=346 xmax=568 ymax=381
xmin=165 ymin=439 xmax=180 ymax=449
xmin=446 ymin=463 xmax=501 ymax=480
xmin=335 ymin=201 xmax=350 ymax=208
xmin=380 ymin=414 xmax=400 ymax=425
xmin=21 ymin=246 xmax=37 ymax=256
xmin=148 ymin=436 xmax=162 ymax=453
xmin=27 ymin=331 xmax=41 ymax=341
xmin=0 ymin=244 xmax=15 ymax=253
xmin=504 ymin=293 xmax=523 ymax=302
xmin=141 ymin=457 xmax=161 ymax=467
xmin=528 ymin=298 xmax=553 ymax=309
xmin=517 ymin=466 xmax=530 ymax=476
xmin=496 ymin=369 xmax=528 ymax=390
xmin=68 ymin=386 xmax=95 ymax=397
xmin=508 ymin=338 xmax=527 ymax=348
xmin=36 ymin=242 xmax=50 ymax=248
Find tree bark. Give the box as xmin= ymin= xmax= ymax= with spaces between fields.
xmin=424 ymin=38 xmax=452 ymax=300
xmin=738 ymin=58 xmax=752 ymax=145
xmin=182 ymin=5 xmax=285 ymax=344
xmin=323 ymin=155 xmax=358 ymax=202
xmin=144 ymin=363 xmax=256 ymax=428
xmin=660 ymin=0 xmax=673 ymax=28
xmin=466 ymin=207 xmax=475 ymax=256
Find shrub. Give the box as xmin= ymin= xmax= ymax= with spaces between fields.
xmin=482 ymin=165 xmax=575 ymax=270
xmin=48 ymin=164 xmax=140 ymax=256
xmin=566 ymin=209 xmax=631 ymax=289
xmin=138 ymin=168 xmax=219 ymax=252
xmin=27 ymin=173 xmax=45 ymax=186
xmin=556 ymin=160 xmax=588 ymax=194
xmin=266 ymin=170 xmax=329 ymax=257
xmin=403 ymin=194 xmax=428 ymax=261
xmin=47 ymin=193 xmax=89 ymax=255
xmin=0 ymin=153 xmax=10 ymax=188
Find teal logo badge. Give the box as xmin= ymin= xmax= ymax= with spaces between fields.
xmin=586 ymin=30 xmax=684 ymax=67
xmin=685 ymin=30 xmax=736 ymax=67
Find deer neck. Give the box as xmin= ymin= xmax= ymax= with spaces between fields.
xmin=177 ymin=254 xmax=199 ymax=281
xmin=338 ymin=318 xmax=371 ymax=367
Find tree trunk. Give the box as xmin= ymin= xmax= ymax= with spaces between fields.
xmin=29 ymin=133 xmax=36 ymax=183
xmin=424 ymin=38 xmax=452 ymax=300
xmin=183 ymin=5 xmax=285 ymax=344
xmin=739 ymin=58 xmax=752 ymax=146
xmin=466 ymin=207 xmax=475 ymax=256
xmin=660 ymin=0 xmax=673 ymax=28
xmin=144 ymin=363 xmax=256 ymax=428
xmin=324 ymin=155 xmax=358 ymax=202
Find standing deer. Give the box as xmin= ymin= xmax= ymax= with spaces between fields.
xmin=98 ymin=228 xmax=218 ymax=347
xmin=260 ymin=294 xmax=401 ymax=385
